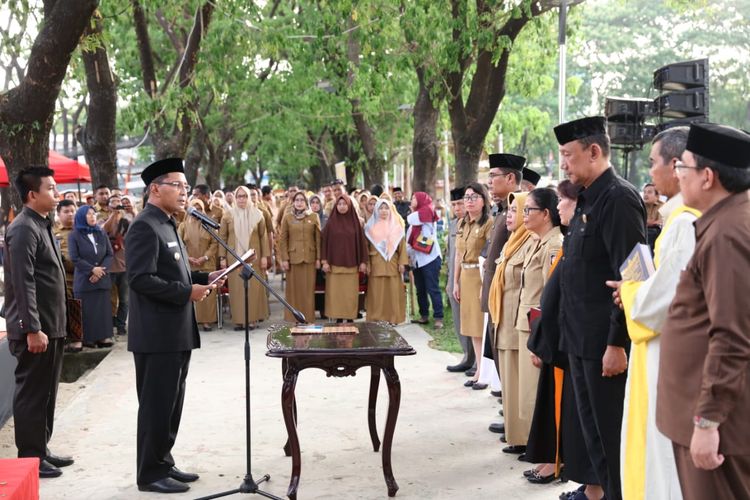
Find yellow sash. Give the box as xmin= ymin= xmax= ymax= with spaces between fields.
xmin=620 ymin=204 xmax=700 ymax=500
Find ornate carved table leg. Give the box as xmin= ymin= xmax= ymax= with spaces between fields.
xmin=281 ymin=360 xmax=301 ymax=499
xmin=368 ymin=364 xmax=381 ymax=452
xmin=381 ymin=357 xmax=401 ymax=497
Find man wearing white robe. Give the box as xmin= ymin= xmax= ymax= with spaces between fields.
xmin=608 ymin=127 xmax=698 ymax=500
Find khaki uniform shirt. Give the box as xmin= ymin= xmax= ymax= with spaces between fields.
xmin=278 ymin=213 xmax=320 ymax=265
xmin=657 ymin=191 xmax=750 ymax=454
xmin=515 ymin=226 xmax=563 ymax=332
xmin=456 ymin=217 xmax=493 ymax=264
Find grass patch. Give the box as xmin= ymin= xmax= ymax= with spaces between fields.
xmin=407 ymin=254 xmax=463 ymax=354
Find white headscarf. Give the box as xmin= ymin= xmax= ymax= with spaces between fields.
xmin=364 ymin=199 xmax=405 ymax=261
xmin=230 ymin=185 xmax=264 ymax=254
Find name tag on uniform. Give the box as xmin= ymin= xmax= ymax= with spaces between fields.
xmin=167 ymin=241 xmax=179 ymax=248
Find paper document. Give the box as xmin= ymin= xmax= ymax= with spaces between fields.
xmin=209 ymin=249 xmax=256 ymax=285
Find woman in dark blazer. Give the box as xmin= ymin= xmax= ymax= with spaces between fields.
xmin=68 ymin=205 xmax=115 ymax=347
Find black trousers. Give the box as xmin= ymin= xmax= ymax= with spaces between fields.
xmin=133 ymin=350 xmax=191 ymax=485
xmin=8 ymin=337 xmax=64 ymax=459
xmin=568 ymin=354 xmax=627 ymax=500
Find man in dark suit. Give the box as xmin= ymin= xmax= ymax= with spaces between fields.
xmin=4 ymin=166 xmax=74 ymax=478
xmin=126 ymin=158 xmax=225 ymax=493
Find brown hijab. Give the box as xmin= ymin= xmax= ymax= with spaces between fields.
xmin=321 ymin=195 xmax=368 ymax=267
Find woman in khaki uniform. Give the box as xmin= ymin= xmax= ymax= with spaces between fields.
xmin=513 ymin=188 xmax=563 ymax=451
xmin=488 ymin=192 xmax=535 ymax=448
xmin=364 ymin=199 xmax=408 ymax=325
xmin=219 ymin=185 xmax=270 ymax=330
xmin=178 ymin=199 xmax=218 ymax=330
xmin=453 ymin=182 xmax=494 ymax=388
xmin=321 ymin=195 xmax=368 ymax=321
xmin=279 ymin=192 xmax=321 ymax=323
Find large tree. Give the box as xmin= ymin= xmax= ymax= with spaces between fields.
xmin=0 ymin=0 xmax=99 ymax=211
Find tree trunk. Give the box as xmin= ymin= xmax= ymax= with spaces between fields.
xmin=0 ymin=0 xmax=99 ymax=212
xmin=184 ymin=129 xmax=205 ymax=187
xmin=79 ymin=9 xmax=118 ymax=189
xmin=452 ymin=131 xmax=484 ymax=187
xmin=411 ymin=71 xmax=441 ymax=197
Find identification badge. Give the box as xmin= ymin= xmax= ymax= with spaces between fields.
xmin=167 ymin=241 xmax=179 ymax=248
xmin=174 ymin=252 xmax=181 ymax=261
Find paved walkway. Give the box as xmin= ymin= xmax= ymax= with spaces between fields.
xmin=0 ymin=276 xmax=576 ymax=499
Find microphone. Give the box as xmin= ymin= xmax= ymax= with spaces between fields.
xmin=291 ymin=308 xmax=307 ymax=324
xmin=186 ymin=206 xmax=220 ymax=229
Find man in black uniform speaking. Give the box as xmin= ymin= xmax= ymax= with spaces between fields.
xmin=555 ymin=117 xmax=646 ymax=500
xmin=126 ymin=158 xmax=225 ymax=493
xmin=4 ymin=167 xmax=74 ymax=478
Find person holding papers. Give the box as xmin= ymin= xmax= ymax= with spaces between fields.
xmin=607 ymin=126 xmax=695 ymax=499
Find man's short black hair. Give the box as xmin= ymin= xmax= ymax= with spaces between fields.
xmin=14 ymin=166 xmax=55 ymax=203
xmin=370 ymin=184 xmax=384 ymax=197
xmin=57 ymin=199 xmax=76 ymax=212
xmin=107 ymin=194 xmax=122 ymax=204
xmin=95 ymin=184 xmax=110 ymax=192
xmin=261 ymin=185 xmax=272 ymax=195
xmin=694 ymin=154 xmax=750 ymax=193
xmin=246 ymin=183 xmax=258 ymax=190
xmin=194 ymin=184 xmax=210 ymax=196
xmin=578 ymin=134 xmax=611 ymax=158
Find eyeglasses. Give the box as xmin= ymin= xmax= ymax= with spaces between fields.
xmin=157 ymin=181 xmax=191 ymax=191
xmin=674 ymin=161 xmax=702 ymax=172
xmin=488 ymin=171 xmax=511 ymax=179
xmin=523 ymin=207 xmax=544 ymax=215
xmin=463 ymin=194 xmax=481 ymax=202
xmin=235 ymin=194 xmax=248 ymax=199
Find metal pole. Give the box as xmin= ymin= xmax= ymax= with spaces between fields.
xmin=557 ymin=0 xmax=568 ymax=181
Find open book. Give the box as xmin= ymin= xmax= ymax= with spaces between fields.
xmin=209 ymin=249 xmax=256 ymax=285
xmin=619 ymin=243 xmax=655 ymax=282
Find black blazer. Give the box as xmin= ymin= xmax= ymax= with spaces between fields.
xmin=3 ymin=208 xmax=67 ymax=340
xmin=125 ymin=204 xmax=208 ymax=353
xmin=68 ymin=230 xmax=113 ymax=294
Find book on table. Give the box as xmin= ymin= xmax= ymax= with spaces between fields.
xmin=619 ymin=243 xmax=655 ymax=282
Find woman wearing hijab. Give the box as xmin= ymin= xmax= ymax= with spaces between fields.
xmin=68 ymin=205 xmax=115 ymax=347
xmin=364 ymin=194 xmax=378 ymax=222
xmin=219 ymin=185 xmax=271 ymax=330
xmin=321 ymin=195 xmax=368 ymax=322
xmin=489 ymin=191 xmax=535 ymax=445
xmin=407 ymin=191 xmax=444 ymax=328
xmin=279 ymin=191 xmax=321 ymax=323
xmin=178 ymin=199 xmax=219 ymax=331
xmin=365 ymin=199 xmax=408 ymax=325
xmin=309 ymin=194 xmax=327 ymax=228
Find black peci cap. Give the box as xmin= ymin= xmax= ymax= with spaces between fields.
xmin=141 ymin=158 xmax=185 ymax=185
xmin=686 ymin=122 xmax=750 ymax=169
xmin=554 ymin=116 xmax=607 ymax=145
xmin=521 ymin=167 xmax=541 ymax=186
xmin=449 ymin=186 xmax=466 ymax=201
xmin=488 ymin=153 xmax=525 ymax=171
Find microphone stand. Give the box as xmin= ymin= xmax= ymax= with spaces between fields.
xmin=195 ymin=220 xmax=304 ymax=500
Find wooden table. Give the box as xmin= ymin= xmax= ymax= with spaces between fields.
xmin=266 ymin=322 xmax=416 ymax=500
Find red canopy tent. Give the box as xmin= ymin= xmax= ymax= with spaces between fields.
xmin=0 ymin=150 xmax=92 ymax=186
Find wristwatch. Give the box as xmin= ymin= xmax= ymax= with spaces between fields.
xmin=693 ymin=416 xmax=720 ymax=429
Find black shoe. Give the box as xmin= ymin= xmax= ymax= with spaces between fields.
xmin=168 ymin=466 xmax=199 ymax=483
xmin=446 ymin=362 xmax=473 ymax=372
xmin=502 ymin=445 xmax=526 ymax=454
xmin=464 ymin=380 xmax=477 ymax=387
xmin=560 ymin=485 xmax=586 ymax=500
xmin=411 ymin=318 xmax=429 ymax=325
xmin=138 ymin=477 xmax=190 ymax=493
xmin=491 ymin=390 xmax=502 ymax=398
xmin=499 ymin=409 xmax=504 ymax=416
xmin=500 ymin=434 xmax=507 ymax=443
xmin=464 ymin=367 xmax=476 ymax=377
xmin=45 ymin=453 xmax=74 ymax=468
xmin=472 ymin=383 xmax=488 ymax=390
xmin=527 ymin=469 xmax=561 ymax=484
xmin=518 ymin=453 xmax=529 ymax=462
xmin=523 ymin=468 xmax=537 ymax=478
xmin=234 ymin=325 xmax=244 ymax=331
xmin=39 ymin=460 xmax=62 ymax=478
xmin=489 ymin=422 xmax=505 ymax=434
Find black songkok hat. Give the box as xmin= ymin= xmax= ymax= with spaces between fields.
xmin=521 ymin=167 xmax=541 ymax=186
xmin=488 ymin=153 xmax=525 ymax=171
xmin=331 ymin=178 xmax=346 ymax=186
xmin=449 ymin=186 xmax=466 ymax=201
xmin=554 ymin=116 xmax=607 ymax=145
xmin=141 ymin=158 xmax=185 ymax=185
xmin=686 ymin=122 xmax=750 ymax=169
